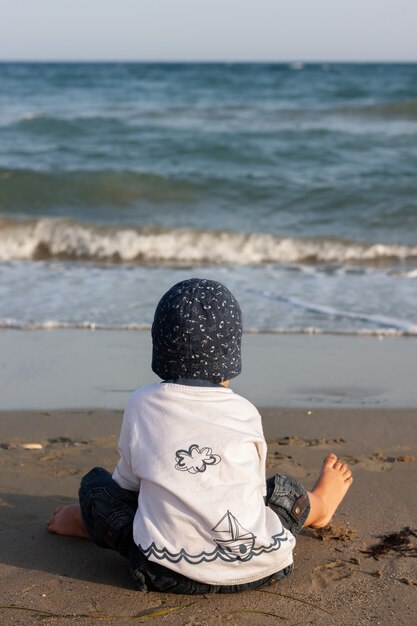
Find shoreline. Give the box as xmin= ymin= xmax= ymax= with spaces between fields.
xmin=1 ymin=329 xmax=416 ymax=410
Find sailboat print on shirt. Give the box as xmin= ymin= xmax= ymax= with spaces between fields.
xmin=212 ymin=510 xmax=256 ymax=560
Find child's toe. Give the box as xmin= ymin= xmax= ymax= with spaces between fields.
xmin=323 ymin=453 xmax=337 ymax=468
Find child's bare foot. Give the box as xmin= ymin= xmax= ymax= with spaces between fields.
xmin=47 ymin=504 xmax=88 ymax=538
xmin=305 ymin=453 xmax=353 ymax=528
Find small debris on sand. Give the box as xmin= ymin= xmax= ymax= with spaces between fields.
xmin=399 ymin=577 xmax=417 ymax=586
xmin=311 ymin=525 xmax=356 ymax=542
xmin=361 ymin=527 xmax=417 ymax=560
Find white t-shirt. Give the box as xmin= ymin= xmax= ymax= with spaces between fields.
xmin=113 ymin=382 xmax=295 ymax=586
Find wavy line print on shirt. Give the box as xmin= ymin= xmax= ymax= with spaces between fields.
xmin=140 ymin=513 xmax=288 ymax=565
xmin=174 ymin=444 xmax=221 ymax=474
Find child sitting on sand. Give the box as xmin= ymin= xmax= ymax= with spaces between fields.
xmin=48 ymin=278 xmax=352 ymax=594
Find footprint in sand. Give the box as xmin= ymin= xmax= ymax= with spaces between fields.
xmin=266 ymin=447 xmax=306 ymax=477
xmin=268 ymin=436 xmax=346 ymax=448
xmin=345 ymin=452 xmax=415 ymax=472
xmin=266 ymin=437 xmax=346 ymax=476
xmin=312 ymin=559 xmax=356 ymax=589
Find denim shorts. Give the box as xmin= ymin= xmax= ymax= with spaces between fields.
xmin=79 ymin=467 xmax=310 ymax=594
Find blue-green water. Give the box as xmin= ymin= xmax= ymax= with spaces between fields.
xmin=0 ymin=63 xmax=416 ymax=334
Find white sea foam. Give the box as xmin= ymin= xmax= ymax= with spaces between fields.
xmin=1 ymin=217 xmax=417 ymax=266
xmin=0 ymin=319 xmax=152 ymax=331
xmin=249 ymin=289 xmax=417 ymax=336
xmin=0 ymin=318 xmax=413 ymax=336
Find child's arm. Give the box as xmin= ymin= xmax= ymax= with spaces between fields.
xmin=254 ymin=437 xmax=268 ymax=496
xmin=112 ymin=406 xmax=141 ymax=492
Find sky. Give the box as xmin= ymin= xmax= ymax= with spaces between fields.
xmin=1 ymin=0 xmax=417 ymax=62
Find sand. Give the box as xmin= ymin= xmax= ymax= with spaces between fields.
xmin=1 ymin=407 xmax=416 ymax=625
xmin=1 ymin=330 xmax=417 ymax=410
xmin=1 ymin=329 xmax=416 ymax=624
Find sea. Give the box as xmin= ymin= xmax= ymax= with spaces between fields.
xmin=0 ymin=62 xmax=416 ymax=336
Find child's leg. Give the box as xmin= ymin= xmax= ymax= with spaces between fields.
xmin=47 ymin=467 xmax=138 ymax=557
xmin=48 ymin=503 xmax=87 ymax=538
xmin=304 ymin=453 xmax=352 ymax=528
xmin=266 ymin=453 xmax=352 ymax=536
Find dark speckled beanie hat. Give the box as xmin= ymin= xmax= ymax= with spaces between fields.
xmin=151 ymin=278 xmax=242 ymax=383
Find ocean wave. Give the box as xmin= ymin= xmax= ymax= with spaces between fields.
xmin=1 ymin=217 xmax=417 ymax=266
xmin=0 ymin=168 xmax=199 ymax=208
xmin=4 ymin=99 xmax=417 ymax=133
xmin=2 ymin=112 xmax=135 ymax=135
xmin=357 ymin=100 xmax=417 ymax=120
xmin=0 ymin=319 xmax=151 ymax=331
xmin=248 ymin=290 xmax=417 ymax=336
xmin=331 ymin=99 xmax=417 ymax=121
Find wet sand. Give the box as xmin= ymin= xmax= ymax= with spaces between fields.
xmin=1 ymin=407 xmax=416 ymax=625
xmin=1 ymin=330 xmax=417 ymax=410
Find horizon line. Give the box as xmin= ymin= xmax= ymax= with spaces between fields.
xmin=1 ymin=58 xmax=417 ymax=64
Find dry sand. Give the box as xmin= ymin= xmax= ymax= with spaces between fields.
xmin=1 ymin=408 xmax=416 ymax=625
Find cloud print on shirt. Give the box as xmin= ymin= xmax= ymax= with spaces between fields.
xmin=174 ymin=444 xmax=221 ymax=474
